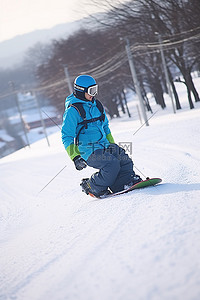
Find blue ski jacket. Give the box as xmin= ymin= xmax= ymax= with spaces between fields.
xmin=61 ymin=94 xmax=114 ymax=161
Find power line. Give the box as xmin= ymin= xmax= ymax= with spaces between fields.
xmin=0 ymin=28 xmax=200 ymax=99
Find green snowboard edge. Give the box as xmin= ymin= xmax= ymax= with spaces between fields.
xmin=105 ymin=177 xmax=162 ymax=198
xmin=131 ymin=178 xmax=162 ymax=190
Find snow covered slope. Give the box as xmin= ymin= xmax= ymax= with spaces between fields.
xmin=1 ymin=84 xmax=200 ymax=300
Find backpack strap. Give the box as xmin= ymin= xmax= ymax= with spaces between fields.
xmin=69 ymin=103 xmax=86 ymax=120
xmin=69 ymin=100 xmax=105 ymax=145
xmin=96 ymin=99 xmax=104 ymax=116
xmin=77 ymin=99 xmax=105 ymax=128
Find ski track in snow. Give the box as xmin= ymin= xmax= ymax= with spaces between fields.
xmin=1 ymin=92 xmax=200 ymax=299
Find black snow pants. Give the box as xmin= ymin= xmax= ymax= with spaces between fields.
xmin=87 ymin=144 xmax=136 ymax=194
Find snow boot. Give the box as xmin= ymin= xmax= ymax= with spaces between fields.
xmin=80 ymin=178 xmax=111 ymax=198
xmin=123 ymin=175 xmax=142 ymax=190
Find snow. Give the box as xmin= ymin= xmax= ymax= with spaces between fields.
xmin=1 ymin=79 xmax=200 ymax=300
xmin=0 ymin=131 xmax=14 ymax=143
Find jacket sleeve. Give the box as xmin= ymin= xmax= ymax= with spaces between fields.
xmin=61 ymin=107 xmax=81 ymax=160
xmin=103 ymin=112 xmax=115 ymax=144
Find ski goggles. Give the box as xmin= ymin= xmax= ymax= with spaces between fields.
xmin=87 ymin=85 xmax=98 ymax=96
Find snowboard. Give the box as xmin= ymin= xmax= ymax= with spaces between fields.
xmin=89 ymin=178 xmax=162 ymax=199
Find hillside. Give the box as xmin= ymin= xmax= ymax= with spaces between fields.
xmin=0 ymin=80 xmax=200 ymax=300
xmin=0 ymin=18 xmax=85 ymax=69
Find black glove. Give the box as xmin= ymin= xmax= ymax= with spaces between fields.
xmin=73 ymin=155 xmax=87 ymax=171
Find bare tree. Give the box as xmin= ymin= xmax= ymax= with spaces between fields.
xmin=87 ymin=0 xmax=200 ymax=108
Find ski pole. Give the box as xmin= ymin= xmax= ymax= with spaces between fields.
xmin=37 ymin=165 xmax=67 ymax=196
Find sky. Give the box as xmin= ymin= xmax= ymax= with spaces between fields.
xmin=0 ymin=0 xmax=110 ymax=43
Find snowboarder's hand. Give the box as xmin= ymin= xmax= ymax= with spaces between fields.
xmin=73 ymin=155 xmax=87 ymax=171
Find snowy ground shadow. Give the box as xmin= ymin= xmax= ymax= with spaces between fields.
xmin=150 ymin=183 xmax=200 ymax=195
xmin=88 ymin=183 xmax=200 ymax=202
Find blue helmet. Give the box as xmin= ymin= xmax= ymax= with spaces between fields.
xmin=74 ymin=75 xmax=98 ymax=100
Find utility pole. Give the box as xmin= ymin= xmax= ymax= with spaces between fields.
xmin=9 ymin=81 xmax=30 ymax=148
xmin=125 ymin=38 xmax=149 ymax=126
xmin=156 ymin=33 xmax=176 ymax=114
xmin=34 ymin=92 xmax=50 ymax=147
xmin=64 ymin=65 xmax=73 ymax=94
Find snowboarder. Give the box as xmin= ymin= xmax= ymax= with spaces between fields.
xmin=61 ymin=75 xmax=141 ymax=197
